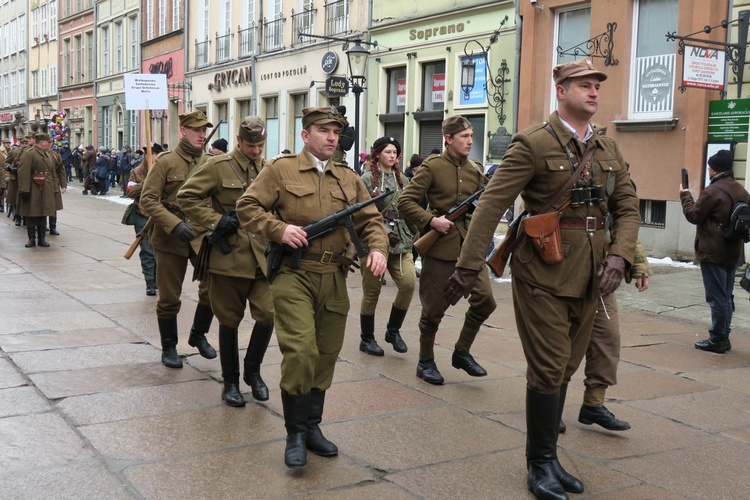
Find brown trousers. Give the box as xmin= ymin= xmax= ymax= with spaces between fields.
xmin=512 ymin=276 xmax=597 ymax=393
xmin=583 ymin=292 xmax=620 ymax=402
xmin=154 ymin=247 xmax=210 ymax=318
xmin=417 ymin=256 xmax=496 ymax=361
xmin=209 ymin=272 xmax=274 ymax=328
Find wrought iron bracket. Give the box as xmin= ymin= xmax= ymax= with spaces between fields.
xmin=666 ymin=12 xmax=750 ymax=97
xmin=557 ymin=22 xmax=618 ymax=66
xmin=462 ymin=15 xmax=511 ymax=125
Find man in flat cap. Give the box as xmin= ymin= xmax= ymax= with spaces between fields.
xmin=16 ymin=133 xmax=66 ymax=248
xmin=680 ymin=149 xmax=750 ymax=354
xmin=236 ymin=106 xmax=388 ymax=469
xmin=140 ymin=110 xmax=217 ymax=369
xmin=398 ymin=114 xmax=496 ymax=385
xmin=444 ymin=58 xmax=640 ymax=498
xmin=178 ymin=116 xmax=275 ymax=408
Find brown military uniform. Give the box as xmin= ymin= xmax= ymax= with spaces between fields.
xmin=456 ymin=111 xmax=641 ymax=392
xmin=236 ymin=148 xmax=388 ymax=394
xmin=17 ymin=145 xmax=65 ymax=219
xmin=397 ymin=149 xmax=496 ymax=363
xmin=139 ymin=141 xmax=211 ymax=318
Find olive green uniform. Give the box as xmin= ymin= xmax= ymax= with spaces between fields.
xmin=140 ymin=143 xmax=211 ymax=318
xmin=236 ymin=150 xmax=388 ymax=395
xmin=178 ymin=150 xmax=273 ymax=326
xmin=17 ymin=145 xmax=65 ymax=220
xmin=397 ymin=150 xmax=496 ymax=361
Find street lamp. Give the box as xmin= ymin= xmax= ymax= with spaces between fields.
xmin=41 ymin=100 xmax=53 ymax=119
xmin=460 ymin=57 xmax=476 ymax=100
xmin=346 ymin=40 xmax=370 ymax=175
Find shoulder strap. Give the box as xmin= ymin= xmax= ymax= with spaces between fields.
xmin=227 ymin=157 xmax=249 ymax=189
xmin=467 ymin=159 xmax=490 ymax=184
xmin=709 ymin=183 xmax=734 ymax=204
xmin=541 ymin=124 xmax=594 ymax=214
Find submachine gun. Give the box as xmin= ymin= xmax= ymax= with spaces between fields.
xmin=265 ymin=189 xmax=392 ymax=282
xmin=412 ymin=186 xmax=484 ymax=256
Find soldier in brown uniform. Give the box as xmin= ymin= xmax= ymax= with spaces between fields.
xmin=236 ymin=106 xmax=388 ymax=469
xmin=47 ymin=146 xmax=65 ymax=235
xmin=16 ymin=133 xmax=67 ymax=248
xmin=140 ymin=111 xmax=217 ymax=368
xmin=397 ymin=116 xmax=497 ymax=385
xmin=178 ymin=117 xmax=275 ymax=407
xmin=6 ymin=135 xmax=34 ymax=226
xmin=445 ymin=59 xmax=641 ymax=499
xmin=0 ymin=138 xmax=10 ymax=213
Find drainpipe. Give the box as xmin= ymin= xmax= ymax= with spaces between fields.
xmin=513 ymin=1 xmax=522 ymax=135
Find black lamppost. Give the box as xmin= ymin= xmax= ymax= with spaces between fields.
xmin=41 ymin=99 xmax=53 ymax=132
xmin=346 ymin=40 xmax=369 ymax=175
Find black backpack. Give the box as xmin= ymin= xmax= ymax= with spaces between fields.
xmin=711 ymin=184 xmax=750 ymax=242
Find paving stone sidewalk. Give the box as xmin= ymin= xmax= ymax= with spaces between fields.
xmin=1 ymin=187 xmax=749 ymax=499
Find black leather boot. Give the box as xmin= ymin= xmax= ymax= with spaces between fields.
xmin=281 ymin=392 xmax=310 ymax=469
xmin=146 ymin=280 xmax=157 ymax=296
xmin=158 ymin=317 xmax=182 ymax=368
xmin=526 ymin=387 xmax=568 ymax=500
xmin=417 ymin=359 xmax=444 ymax=385
xmin=24 ymin=226 xmax=36 ymax=248
xmin=36 ymin=226 xmax=50 ymax=247
xmin=49 ymin=216 xmax=60 ymax=235
xmin=243 ymin=323 xmax=274 ymax=401
xmin=306 ymin=389 xmax=338 ymax=456
xmin=219 ymin=325 xmax=245 ymax=407
xmin=552 ymin=384 xmax=584 ymax=493
xmin=187 ymin=304 xmax=217 ymax=359
xmin=359 ymin=314 xmax=384 ymax=356
xmin=384 ymin=306 xmax=408 ymax=353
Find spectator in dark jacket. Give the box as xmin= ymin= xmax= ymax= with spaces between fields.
xmin=60 ymin=141 xmax=74 ymax=182
xmin=118 ymin=146 xmax=133 ymax=197
xmin=96 ymin=149 xmax=110 ymax=195
xmin=680 ymin=149 xmax=750 ymax=353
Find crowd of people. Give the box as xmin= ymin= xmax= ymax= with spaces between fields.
xmin=3 ymin=58 xmax=748 ymax=500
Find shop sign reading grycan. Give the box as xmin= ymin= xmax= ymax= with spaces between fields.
xmin=326 ymin=76 xmax=349 ymax=96
xmin=208 ymin=66 xmax=252 ymax=92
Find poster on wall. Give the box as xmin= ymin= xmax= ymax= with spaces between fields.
xmin=432 ymin=73 xmax=445 ymax=103
xmin=682 ymin=44 xmax=726 ymax=91
xmin=459 ymin=55 xmax=487 ymax=106
xmin=704 ymin=141 xmax=734 ymax=188
xmin=396 ymin=78 xmax=406 ymax=107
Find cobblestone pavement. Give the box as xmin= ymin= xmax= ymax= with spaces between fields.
xmin=1 ymin=186 xmax=749 ymax=499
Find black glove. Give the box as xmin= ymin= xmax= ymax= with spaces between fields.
xmin=7 ymin=165 xmax=18 ymax=174
xmin=172 ymin=222 xmax=196 ymax=242
xmin=444 ymin=267 xmax=480 ymax=306
xmin=0 ymin=188 xmax=4 ymax=196
xmin=216 ymin=211 xmax=239 ymax=233
xmin=20 ymin=192 xmax=31 ymax=201
xmin=597 ymin=255 xmax=626 ymax=295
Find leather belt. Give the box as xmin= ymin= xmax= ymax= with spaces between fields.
xmin=299 ymin=251 xmax=352 ymax=266
xmin=559 ymin=217 xmax=605 ymax=231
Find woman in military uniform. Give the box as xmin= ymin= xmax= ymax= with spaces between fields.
xmin=358 ymin=136 xmax=416 ymax=357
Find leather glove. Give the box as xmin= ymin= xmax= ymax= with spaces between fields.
xmin=597 ymin=255 xmax=626 ymax=295
xmin=172 ymin=222 xmax=196 ymax=242
xmin=7 ymin=165 xmax=18 ymax=173
xmin=20 ymin=192 xmax=31 ymax=201
xmin=216 ymin=211 xmax=239 ymax=233
xmin=444 ymin=267 xmax=480 ymax=306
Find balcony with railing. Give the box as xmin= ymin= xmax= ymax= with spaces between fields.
xmin=263 ymin=15 xmax=285 ymax=53
xmin=195 ymin=38 xmax=210 ymax=68
xmin=216 ymin=30 xmax=232 ymax=64
xmin=291 ymin=8 xmax=316 ymax=47
xmin=325 ymin=0 xmax=349 ymax=36
xmin=238 ymin=23 xmax=257 ymax=59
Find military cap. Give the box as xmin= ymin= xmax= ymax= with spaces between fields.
xmin=2 ymin=138 xmax=10 ymax=143
xmin=302 ymin=106 xmax=346 ymax=129
xmin=372 ymin=136 xmax=402 ymax=157
xmin=552 ymin=58 xmax=608 ymax=86
xmin=24 ymin=133 xmax=35 ymax=140
xmin=179 ymin=110 xmax=213 ymax=128
xmin=34 ymin=132 xmax=52 ymax=142
xmin=238 ymin=116 xmax=267 ymax=143
xmin=442 ymin=115 xmax=472 ymax=137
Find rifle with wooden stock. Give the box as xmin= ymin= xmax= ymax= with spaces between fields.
xmin=412 ymin=187 xmax=484 ymax=256
xmin=486 ymin=210 xmax=528 ymax=277
xmin=124 ymin=217 xmax=154 ymax=259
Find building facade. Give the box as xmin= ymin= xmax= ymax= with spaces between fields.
xmin=95 ymin=0 xmax=140 ymax=150
xmin=186 ymin=0 xmax=370 ymax=163
xmin=27 ymin=0 xmax=59 ymax=135
xmin=368 ymin=0 xmax=516 ymax=166
xmin=0 ymin=0 xmax=29 ymax=142
xmin=59 ymin=0 xmax=97 ymax=148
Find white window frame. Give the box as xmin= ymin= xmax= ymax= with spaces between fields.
xmin=31 ymin=9 xmax=38 ymax=42
xmin=628 ymin=0 xmax=678 ymax=120
xmin=130 ymin=17 xmax=138 ymax=70
xmin=172 ymin=0 xmax=180 ymax=31
xmin=10 ymin=72 xmax=16 ymax=105
xmin=19 ymin=71 xmax=25 ymax=103
xmin=116 ymin=22 xmax=123 ymax=73
xmin=550 ymin=5 xmax=591 ymax=113
xmin=147 ymin=0 xmax=154 ymax=40
xmin=49 ymin=0 xmax=57 ymax=39
xmin=18 ymin=14 xmax=25 ymax=51
xmin=10 ymin=19 xmax=17 ymax=54
xmin=102 ymin=26 xmax=110 ymax=76
xmin=41 ymin=68 xmax=48 ymax=96
xmin=159 ymin=0 xmax=167 ymax=36
xmin=32 ymin=71 xmax=39 ymax=99
xmin=40 ymin=4 xmax=48 ymax=38
xmin=50 ymin=65 xmax=57 ymax=95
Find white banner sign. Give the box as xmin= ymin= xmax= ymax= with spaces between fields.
xmin=123 ymin=74 xmax=168 ymax=110
xmin=682 ymin=44 xmax=726 ymax=91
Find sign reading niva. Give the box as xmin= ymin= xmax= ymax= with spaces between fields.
xmin=708 ymin=99 xmax=750 ymax=142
